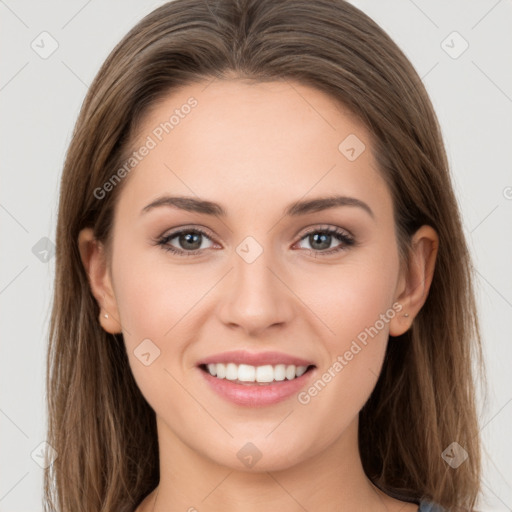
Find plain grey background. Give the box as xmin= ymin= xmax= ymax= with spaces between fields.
xmin=1 ymin=1 xmax=511 ymax=510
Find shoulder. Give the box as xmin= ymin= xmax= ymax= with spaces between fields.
xmin=418 ymin=500 xmax=447 ymax=512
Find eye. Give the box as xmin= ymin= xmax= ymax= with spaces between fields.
xmin=295 ymin=226 xmax=355 ymax=256
xmin=155 ymin=225 xmax=355 ymax=257
xmin=156 ymin=227 xmax=216 ymax=256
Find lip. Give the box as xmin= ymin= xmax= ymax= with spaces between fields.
xmin=198 ymin=365 xmax=317 ymax=407
xmin=197 ymin=350 xmax=315 ymax=367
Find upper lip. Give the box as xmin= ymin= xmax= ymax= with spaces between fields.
xmin=197 ymin=350 xmax=315 ymax=368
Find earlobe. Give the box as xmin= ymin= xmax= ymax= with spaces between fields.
xmin=389 ymin=225 xmax=439 ymax=337
xmin=78 ymin=228 xmax=122 ymax=334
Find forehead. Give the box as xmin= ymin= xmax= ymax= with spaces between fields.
xmin=117 ymin=78 xmax=392 ymax=221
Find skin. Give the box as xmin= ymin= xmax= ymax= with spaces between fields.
xmin=79 ymin=78 xmax=438 ymax=512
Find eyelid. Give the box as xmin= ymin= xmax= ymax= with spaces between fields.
xmin=298 ymin=223 xmax=354 ymax=239
xmin=158 ymin=225 xmax=217 ymax=243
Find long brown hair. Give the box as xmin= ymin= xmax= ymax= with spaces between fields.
xmin=45 ymin=1 xmax=486 ymax=510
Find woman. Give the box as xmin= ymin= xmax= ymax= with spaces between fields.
xmin=45 ymin=1 xmax=485 ymax=510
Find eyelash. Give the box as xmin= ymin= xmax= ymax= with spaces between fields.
xmin=155 ymin=226 xmax=355 ymax=257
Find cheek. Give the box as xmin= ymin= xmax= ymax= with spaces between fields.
xmin=294 ymin=249 xmax=400 ymax=408
xmin=111 ymin=233 xmax=209 ymax=341
xmin=304 ymin=252 xmax=399 ymax=348
xmin=109 ymin=236 xmax=206 ymax=396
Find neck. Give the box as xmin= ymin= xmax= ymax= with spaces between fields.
xmin=139 ymin=416 xmax=403 ymax=512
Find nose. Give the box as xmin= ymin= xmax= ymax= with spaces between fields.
xmin=216 ymin=241 xmax=295 ymax=337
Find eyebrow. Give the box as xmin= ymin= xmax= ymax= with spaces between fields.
xmin=141 ymin=194 xmax=374 ymax=219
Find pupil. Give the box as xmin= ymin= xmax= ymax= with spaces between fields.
xmin=311 ymin=233 xmax=330 ymax=250
xmin=181 ymin=232 xmax=201 ymax=250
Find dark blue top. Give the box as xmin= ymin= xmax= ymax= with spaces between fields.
xmin=417 ymin=500 xmax=445 ymax=512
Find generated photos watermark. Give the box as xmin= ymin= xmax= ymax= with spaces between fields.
xmin=93 ymin=96 xmax=198 ymax=200
xmin=297 ymin=302 xmax=403 ymax=405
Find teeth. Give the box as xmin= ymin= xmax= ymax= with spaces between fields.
xmin=256 ymin=365 xmax=274 ymax=382
xmin=238 ymin=364 xmax=256 ymax=382
xmin=204 ymin=363 xmax=310 ymax=383
xmin=226 ymin=363 xmax=238 ymax=380
xmin=295 ymin=365 xmax=308 ymax=377
xmin=216 ymin=363 xmax=226 ymax=379
xmin=274 ymin=364 xmax=286 ymax=381
xmin=285 ymin=365 xmax=296 ymax=380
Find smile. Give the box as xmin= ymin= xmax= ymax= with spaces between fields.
xmin=201 ymin=362 xmax=312 ymax=384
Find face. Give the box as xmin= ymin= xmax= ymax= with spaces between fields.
xmin=96 ymin=79 xmax=410 ymax=471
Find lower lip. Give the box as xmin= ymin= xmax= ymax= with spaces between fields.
xmin=198 ymin=366 xmax=316 ymax=407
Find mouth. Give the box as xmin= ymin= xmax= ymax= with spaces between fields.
xmin=198 ymin=362 xmax=316 ymax=385
xmin=196 ymin=351 xmax=318 ymax=406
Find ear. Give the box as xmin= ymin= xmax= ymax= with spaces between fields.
xmin=78 ymin=228 xmax=122 ymax=334
xmin=389 ymin=225 xmax=439 ymax=336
